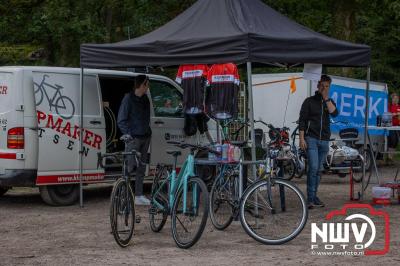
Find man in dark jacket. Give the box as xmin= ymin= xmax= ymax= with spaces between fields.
xmin=299 ymin=75 xmax=339 ymax=209
xmin=118 ymin=74 xmax=151 ymax=205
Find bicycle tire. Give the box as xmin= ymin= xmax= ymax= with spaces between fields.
xmin=282 ymin=159 xmax=296 ymax=180
xmin=294 ymin=168 xmax=304 ymax=179
xmin=353 ymin=148 xmax=373 ymax=183
xmin=150 ymin=166 xmax=169 ymax=232
xmin=294 ymin=155 xmax=307 ymax=179
xmin=239 ymin=178 xmax=308 ymax=245
xmin=171 ymin=177 xmax=209 ymax=249
xmin=351 ymin=165 xmax=365 ymax=183
xmin=55 ymin=95 xmax=75 ymax=120
xmin=358 ymin=146 xmax=372 ymax=172
xmin=110 ymin=178 xmax=135 ymax=247
xmin=209 ymin=174 xmax=235 ymax=230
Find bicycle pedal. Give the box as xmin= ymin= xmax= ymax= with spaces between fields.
xmin=135 ymin=215 xmax=141 ymax=224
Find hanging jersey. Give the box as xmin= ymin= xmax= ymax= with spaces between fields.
xmin=206 ymin=63 xmax=240 ymax=120
xmin=176 ymin=64 xmax=208 ymax=114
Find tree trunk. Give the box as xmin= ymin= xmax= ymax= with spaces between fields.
xmin=105 ymin=7 xmax=113 ymax=42
xmin=332 ymin=0 xmax=357 ymax=76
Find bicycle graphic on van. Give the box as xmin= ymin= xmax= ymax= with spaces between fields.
xmin=34 ymin=74 xmax=75 ymax=120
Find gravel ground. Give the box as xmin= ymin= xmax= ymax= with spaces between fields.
xmin=0 ymin=167 xmax=399 ymax=265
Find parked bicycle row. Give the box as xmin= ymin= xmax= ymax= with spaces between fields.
xmin=97 ymin=121 xmax=307 ymax=248
xmin=97 ymin=111 xmax=376 ymax=249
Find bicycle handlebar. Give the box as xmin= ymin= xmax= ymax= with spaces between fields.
xmin=226 ymin=119 xmax=278 ymax=131
xmin=167 ymin=141 xmax=221 ymax=155
xmin=254 ymin=120 xmax=270 ymax=128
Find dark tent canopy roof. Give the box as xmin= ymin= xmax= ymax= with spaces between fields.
xmin=80 ymin=0 xmax=371 ymax=68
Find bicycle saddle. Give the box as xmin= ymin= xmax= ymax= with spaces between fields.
xmin=231 ymin=140 xmax=247 ymax=147
xmin=166 ymin=150 xmax=182 ymax=157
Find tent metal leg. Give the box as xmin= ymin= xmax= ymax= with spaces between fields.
xmin=79 ymin=67 xmax=84 ymax=208
xmin=362 ymin=67 xmax=371 ymax=200
xmin=247 ymin=62 xmax=257 ymax=178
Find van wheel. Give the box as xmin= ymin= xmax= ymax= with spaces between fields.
xmin=0 ymin=186 xmax=10 ymax=196
xmin=39 ymin=185 xmax=79 ymax=206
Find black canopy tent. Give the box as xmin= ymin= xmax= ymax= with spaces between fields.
xmin=81 ymin=0 xmax=370 ymax=67
xmin=78 ymin=0 xmax=372 ymax=206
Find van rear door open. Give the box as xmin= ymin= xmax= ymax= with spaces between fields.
xmin=34 ymin=72 xmax=105 ymax=185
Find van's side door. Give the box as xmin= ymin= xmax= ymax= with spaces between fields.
xmin=34 ymin=72 xmax=81 ymax=184
xmin=34 ymin=72 xmax=105 ymax=185
xmin=148 ymin=79 xmax=187 ymax=166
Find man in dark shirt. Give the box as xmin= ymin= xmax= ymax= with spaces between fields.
xmin=299 ymin=75 xmax=339 ymax=209
xmin=118 ymin=74 xmax=151 ymax=205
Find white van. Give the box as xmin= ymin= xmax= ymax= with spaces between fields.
xmin=0 ymin=67 xmax=215 ymax=205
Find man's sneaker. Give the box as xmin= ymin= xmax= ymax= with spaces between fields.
xmin=307 ymin=201 xmax=314 ymax=209
xmin=135 ymin=196 xmax=151 ymax=206
xmin=313 ymin=197 xmax=325 ymax=207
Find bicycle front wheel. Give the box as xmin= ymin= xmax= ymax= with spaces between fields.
xmin=149 ymin=166 xmax=169 ymax=232
xmin=209 ymin=173 xmax=236 ymax=230
xmin=282 ymin=159 xmax=296 ymax=180
xmin=171 ymin=177 xmax=209 ymax=249
xmin=294 ymin=155 xmax=306 ymax=179
xmin=239 ymin=178 xmax=308 ymax=245
xmin=110 ymin=178 xmax=135 ymax=247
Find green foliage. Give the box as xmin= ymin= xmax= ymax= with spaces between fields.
xmin=0 ymin=43 xmax=43 ymax=65
xmin=0 ymin=0 xmax=399 ymax=90
xmin=262 ymin=0 xmax=400 ymax=90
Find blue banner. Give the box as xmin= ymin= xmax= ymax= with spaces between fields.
xmin=329 ymin=84 xmax=388 ymax=136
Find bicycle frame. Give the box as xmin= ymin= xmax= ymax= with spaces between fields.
xmin=152 ymin=153 xmax=197 ymax=214
xmin=215 ymin=164 xmax=240 ymax=199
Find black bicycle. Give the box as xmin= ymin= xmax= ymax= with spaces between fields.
xmin=97 ymin=136 xmax=143 ymax=247
xmin=34 ymin=74 xmax=75 ymax=119
xmin=209 ymin=142 xmax=308 ymax=244
xmin=239 ymin=157 xmax=308 ymax=245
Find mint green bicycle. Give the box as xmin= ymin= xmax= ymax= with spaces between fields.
xmin=149 ymin=141 xmax=215 ymax=249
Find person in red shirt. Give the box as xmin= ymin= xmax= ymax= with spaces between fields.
xmin=389 ymin=92 xmax=400 ymax=126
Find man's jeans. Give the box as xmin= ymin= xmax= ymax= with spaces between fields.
xmin=125 ymin=137 xmax=151 ymax=196
xmin=305 ymin=136 xmax=329 ymax=203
